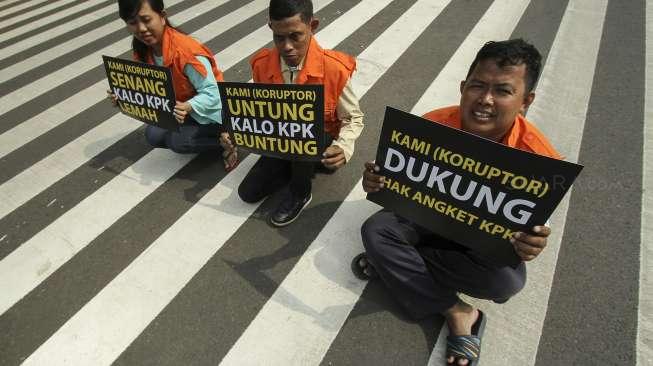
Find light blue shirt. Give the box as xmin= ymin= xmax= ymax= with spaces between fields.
xmin=154 ymin=55 xmax=222 ymax=125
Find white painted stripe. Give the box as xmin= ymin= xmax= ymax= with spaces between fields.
xmin=0 ymin=0 xmax=197 ymax=115
xmin=0 ymin=0 xmax=109 ymax=45
xmin=0 ymin=0 xmax=285 ymax=272
xmin=0 ymin=0 xmax=114 ymax=59
xmin=0 ymin=149 xmax=194 ymax=316
xmin=638 ymin=1 xmax=653 ymax=364
xmin=0 ymin=0 xmax=79 ymax=29
xmin=348 ymin=0 xmax=449 ymax=97
xmin=0 ymin=0 xmax=49 ymax=19
xmin=221 ymin=186 xmax=376 ymax=366
xmin=0 ymin=0 xmax=266 ymax=303
xmin=20 ymin=154 xmax=256 ymax=366
xmin=0 ymin=0 xmax=271 ymax=216
xmin=0 ymin=0 xmax=190 ymax=81
xmin=427 ymin=1 xmax=608 ymax=365
xmin=220 ymin=1 xmax=456 ymax=364
xmin=0 ymin=0 xmax=265 ymax=161
xmin=412 ymin=0 xmax=529 ymax=117
xmin=0 ymin=114 xmax=136 ymax=221
xmin=18 ymin=0 xmax=386 ymax=363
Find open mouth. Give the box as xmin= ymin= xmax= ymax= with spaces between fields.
xmin=472 ymin=111 xmax=494 ymax=121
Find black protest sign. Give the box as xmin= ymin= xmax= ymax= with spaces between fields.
xmin=103 ymin=55 xmax=177 ymax=130
xmin=218 ymin=81 xmax=325 ymax=161
xmin=367 ymin=107 xmax=583 ymax=266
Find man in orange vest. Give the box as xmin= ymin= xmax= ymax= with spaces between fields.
xmin=354 ymin=39 xmax=559 ymax=366
xmin=222 ymin=0 xmax=364 ymax=226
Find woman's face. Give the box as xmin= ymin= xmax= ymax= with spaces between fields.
xmin=125 ymin=1 xmax=166 ymax=50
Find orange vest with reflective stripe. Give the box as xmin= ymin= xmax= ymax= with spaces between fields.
xmin=421 ymin=106 xmax=562 ymax=159
xmin=250 ymin=37 xmax=355 ymax=138
xmin=135 ymin=26 xmax=224 ymax=103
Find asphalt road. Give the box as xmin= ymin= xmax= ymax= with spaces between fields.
xmin=0 ymin=0 xmax=650 ymax=365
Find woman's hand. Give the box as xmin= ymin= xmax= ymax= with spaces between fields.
xmin=173 ymin=101 xmax=192 ymax=123
xmin=106 ymin=89 xmax=118 ymax=106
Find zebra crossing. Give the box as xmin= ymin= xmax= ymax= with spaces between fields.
xmin=0 ymin=0 xmax=649 ymax=365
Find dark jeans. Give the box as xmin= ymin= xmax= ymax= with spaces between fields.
xmin=361 ymin=210 xmax=526 ymax=319
xmin=145 ymin=120 xmax=222 ymax=154
xmin=238 ymin=137 xmax=334 ymax=203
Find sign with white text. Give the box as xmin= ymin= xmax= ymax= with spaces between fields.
xmin=103 ymin=55 xmax=177 ymax=130
xmin=368 ymin=107 xmax=583 ymax=266
xmin=218 ymin=81 xmax=325 ymax=161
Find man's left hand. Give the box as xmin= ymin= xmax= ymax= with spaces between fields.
xmin=321 ymin=145 xmax=346 ymax=170
xmin=511 ymin=225 xmax=551 ymax=261
xmin=174 ymin=101 xmax=192 ymax=123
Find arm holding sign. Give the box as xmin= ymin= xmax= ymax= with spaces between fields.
xmin=362 ymin=161 xmax=385 ymax=192
xmin=511 ymin=225 xmax=550 ymax=261
xmin=106 ymin=89 xmax=118 ymax=106
xmin=323 ymin=79 xmax=364 ymax=170
xmin=176 ymin=56 xmax=222 ymax=124
xmin=361 ymin=160 xmax=552 ymax=261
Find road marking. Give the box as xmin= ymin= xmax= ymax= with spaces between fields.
xmin=0 ymin=0 xmax=76 ymax=28
xmin=19 ymin=0 xmax=441 ymax=363
xmin=638 ymin=0 xmax=653 ymax=364
xmin=221 ymin=1 xmax=452 ymax=363
xmin=426 ymin=1 xmax=608 ymax=365
xmin=0 ymin=0 xmax=110 ymax=48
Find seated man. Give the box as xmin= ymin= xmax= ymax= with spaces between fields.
xmin=356 ymin=39 xmax=561 ymax=366
xmin=221 ymin=0 xmax=364 ymax=226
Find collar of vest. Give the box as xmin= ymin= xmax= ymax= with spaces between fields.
xmin=263 ymin=36 xmax=325 ymax=83
xmin=142 ymin=26 xmax=177 ymax=67
xmin=157 ymin=26 xmax=177 ymax=68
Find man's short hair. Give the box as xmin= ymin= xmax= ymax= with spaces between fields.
xmin=269 ymin=0 xmax=313 ymax=23
xmin=466 ymin=39 xmax=542 ymax=93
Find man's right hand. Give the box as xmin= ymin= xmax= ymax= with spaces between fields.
xmin=362 ymin=161 xmax=385 ymax=193
xmin=220 ymin=132 xmax=238 ymax=171
xmin=219 ymin=132 xmax=233 ymax=150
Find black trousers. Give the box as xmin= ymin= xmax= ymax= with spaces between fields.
xmin=237 ymin=136 xmax=334 ymax=203
xmin=145 ymin=120 xmax=222 ymax=154
xmin=361 ymin=210 xmax=526 ymax=319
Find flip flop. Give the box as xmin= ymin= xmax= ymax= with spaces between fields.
xmin=446 ymin=310 xmax=487 ymax=366
xmin=351 ymin=252 xmax=379 ymax=280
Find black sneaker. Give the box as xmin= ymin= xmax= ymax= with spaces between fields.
xmin=269 ymin=192 xmax=312 ymax=227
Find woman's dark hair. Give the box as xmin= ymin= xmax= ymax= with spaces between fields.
xmin=466 ymin=39 xmax=542 ymax=93
xmin=118 ymin=0 xmax=179 ymax=60
xmin=269 ymin=0 xmax=313 ymax=23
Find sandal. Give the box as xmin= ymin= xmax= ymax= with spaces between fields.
xmin=446 ymin=310 xmax=487 ymax=366
xmin=351 ymin=252 xmax=379 ymax=280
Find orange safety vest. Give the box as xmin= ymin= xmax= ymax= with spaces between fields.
xmin=134 ymin=26 xmax=224 ymax=103
xmin=421 ymin=106 xmax=562 ymax=159
xmin=250 ymin=37 xmax=355 ymax=138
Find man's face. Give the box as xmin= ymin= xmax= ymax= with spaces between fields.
xmin=269 ymin=14 xmax=318 ymax=67
xmin=459 ymin=59 xmax=535 ymax=142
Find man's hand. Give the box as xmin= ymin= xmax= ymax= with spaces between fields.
xmin=362 ymin=161 xmax=385 ymax=193
xmin=220 ymin=132 xmax=238 ymax=171
xmin=106 ymin=89 xmax=118 ymax=106
xmin=219 ymin=132 xmax=233 ymax=150
xmin=321 ymin=145 xmax=346 ymax=170
xmin=511 ymin=225 xmax=551 ymax=261
xmin=173 ymin=101 xmax=192 ymax=123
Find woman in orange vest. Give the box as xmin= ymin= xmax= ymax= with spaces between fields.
xmin=110 ymin=0 xmax=237 ymax=170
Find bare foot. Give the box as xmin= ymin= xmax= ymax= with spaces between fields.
xmin=444 ymin=301 xmax=480 ymax=366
